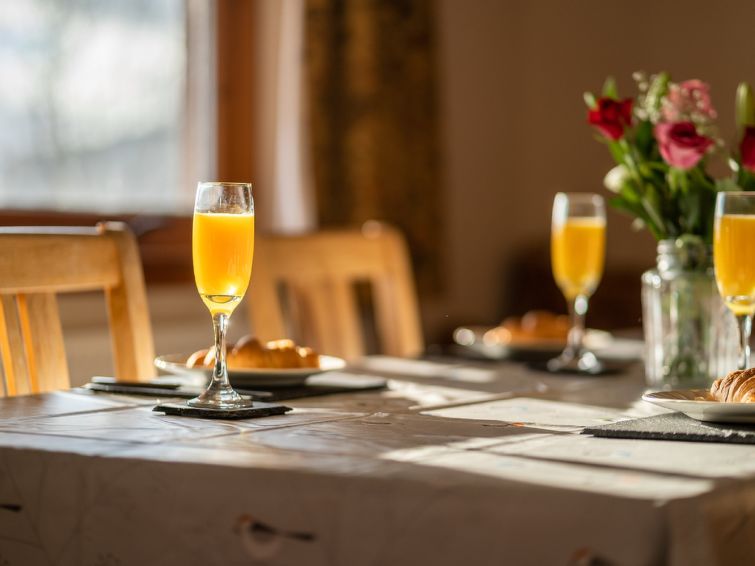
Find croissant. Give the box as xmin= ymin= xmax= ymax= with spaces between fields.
xmin=186 ymin=335 xmax=320 ymax=370
xmin=710 ymin=368 xmax=755 ymax=403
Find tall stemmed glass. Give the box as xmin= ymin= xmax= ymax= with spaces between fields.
xmin=713 ymin=191 xmax=755 ymax=370
xmin=548 ymin=192 xmax=606 ymax=374
xmin=190 ymin=182 xmax=255 ymax=408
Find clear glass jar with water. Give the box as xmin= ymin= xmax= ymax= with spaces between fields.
xmin=642 ymin=238 xmax=738 ymax=389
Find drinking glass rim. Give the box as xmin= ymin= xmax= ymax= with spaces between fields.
xmin=715 ymin=191 xmax=755 ymax=215
xmin=717 ymin=191 xmax=755 ymax=197
xmin=197 ymin=181 xmax=253 ymax=188
xmin=554 ymin=191 xmax=604 ymax=202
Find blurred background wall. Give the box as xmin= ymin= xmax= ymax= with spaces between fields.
xmin=427 ymin=0 xmax=755 ymax=340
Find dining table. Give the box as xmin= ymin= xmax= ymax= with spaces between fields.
xmin=0 ymin=348 xmax=753 ymax=566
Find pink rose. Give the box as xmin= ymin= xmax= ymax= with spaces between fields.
xmin=662 ymin=80 xmax=717 ymax=123
xmin=654 ymin=122 xmax=713 ymax=170
xmin=742 ymin=126 xmax=755 ymax=173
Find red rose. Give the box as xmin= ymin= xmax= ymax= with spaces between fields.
xmin=741 ymin=126 xmax=755 ymax=172
xmin=654 ymin=122 xmax=713 ymax=170
xmin=587 ymin=98 xmax=633 ymax=140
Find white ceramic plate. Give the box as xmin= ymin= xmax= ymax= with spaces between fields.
xmin=452 ymin=326 xmax=614 ymax=360
xmin=642 ymin=389 xmax=755 ymax=423
xmin=154 ymin=353 xmax=347 ymax=388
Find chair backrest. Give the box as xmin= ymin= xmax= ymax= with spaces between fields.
xmin=0 ymin=222 xmax=155 ymax=396
xmin=249 ymin=222 xmax=423 ymax=360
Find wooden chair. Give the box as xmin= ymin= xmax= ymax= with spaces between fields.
xmin=0 ymin=222 xmax=155 ymax=397
xmin=249 ymin=222 xmax=423 ymax=360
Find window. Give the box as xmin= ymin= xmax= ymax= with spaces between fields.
xmin=0 ymin=0 xmax=212 ymax=214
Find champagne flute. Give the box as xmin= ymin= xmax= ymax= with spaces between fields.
xmin=713 ymin=191 xmax=755 ymax=370
xmin=548 ymin=192 xmax=606 ymax=374
xmin=189 ymin=182 xmax=255 ymax=408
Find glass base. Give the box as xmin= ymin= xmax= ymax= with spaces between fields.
xmin=547 ymin=349 xmax=603 ymax=375
xmin=187 ymin=383 xmax=253 ymax=409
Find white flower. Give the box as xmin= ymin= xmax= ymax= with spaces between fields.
xmin=603 ymin=164 xmax=629 ymax=193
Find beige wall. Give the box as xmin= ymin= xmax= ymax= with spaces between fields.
xmin=427 ymin=0 xmax=755 ymax=336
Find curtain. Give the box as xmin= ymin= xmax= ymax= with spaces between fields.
xmin=304 ymin=0 xmax=443 ymax=291
xmin=251 ymin=0 xmax=316 ymax=233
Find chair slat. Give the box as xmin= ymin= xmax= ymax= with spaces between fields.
xmin=102 ymin=222 xmax=156 ymax=380
xmin=0 ymin=295 xmax=30 ymax=396
xmin=250 ymin=249 xmax=293 ymax=342
xmin=329 ymin=279 xmax=364 ymax=359
xmin=249 ymin=223 xmax=423 ymax=360
xmin=373 ymin=230 xmax=424 ymax=357
xmin=292 ymin=282 xmax=337 ymax=355
xmin=17 ymin=293 xmax=69 ymax=394
xmin=0 ymin=232 xmax=119 ymax=293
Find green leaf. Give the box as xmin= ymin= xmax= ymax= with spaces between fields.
xmin=602 ymin=76 xmax=619 ymax=99
xmin=645 ymin=183 xmax=662 ymax=213
xmin=682 ymin=183 xmax=701 ymax=233
xmin=667 ymin=168 xmax=685 ymax=195
xmin=699 ymin=186 xmax=717 ymax=243
xmin=736 ymin=82 xmax=755 ymax=136
xmin=739 ymin=168 xmax=755 ymax=191
xmin=607 ymin=140 xmax=626 ymax=164
xmin=618 ymin=184 xmax=641 ymax=204
xmin=583 ymin=91 xmax=597 ymax=109
xmin=610 ymin=196 xmax=663 ymax=240
xmin=610 ymin=195 xmax=644 ymax=218
xmin=634 ymin=120 xmax=654 ymax=158
xmin=640 ymin=184 xmax=668 ymax=237
xmin=717 ymin=177 xmax=739 ymax=192
xmin=612 ymin=180 xmax=666 ymax=239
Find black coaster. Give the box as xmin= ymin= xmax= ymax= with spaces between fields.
xmin=583 ymin=412 xmax=755 ymax=445
xmin=153 ymin=401 xmax=292 ymax=420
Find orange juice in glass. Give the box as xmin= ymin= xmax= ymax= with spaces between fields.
xmin=189 ymin=182 xmax=255 ymax=409
xmin=547 ymin=192 xmax=606 ymax=374
xmin=714 ymin=192 xmax=755 ymax=369
xmin=551 ymin=217 xmax=606 ymax=300
xmin=193 ymin=212 xmax=255 ymax=315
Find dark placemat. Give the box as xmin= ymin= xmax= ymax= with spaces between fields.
xmin=261 ymin=377 xmax=386 ymax=401
xmin=83 ymin=375 xmax=387 ymax=402
xmin=525 ymin=360 xmax=631 ymax=376
xmin=153 ymin=401 xmax=292 ymax=420
xmin=84 ymin=382 xmax=212 ymax=399
xmin=583 ymin=412 xmax=755 ymax=444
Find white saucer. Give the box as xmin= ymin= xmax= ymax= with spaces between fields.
xmin=154 ymin=353 xmax=346 ymax=388
xmin=642 ymin=389 xmax=755 ymax=424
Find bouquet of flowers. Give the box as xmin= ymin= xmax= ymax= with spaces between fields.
xmin=585 ymin=73 xmax=755 ymax=247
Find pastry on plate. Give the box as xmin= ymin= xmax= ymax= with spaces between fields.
xmin=186 ymin=348 xmax=211 ymax=369
xmin=186 ymin=335 xmax=321 ymax=370
xmin=230 ymin=336 xmax=268 ymax=368
xmin=484 ymin=310 xmax=569 ymax=345
xmin=710 ymin=368 xmax=755 ymax=403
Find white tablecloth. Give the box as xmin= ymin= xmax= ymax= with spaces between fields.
xmin=0 ymin=355 xmax=753 ymax=565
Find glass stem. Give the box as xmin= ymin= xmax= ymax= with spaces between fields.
xmin=736 ymin=314 xmax=752 ymax=370
xmin=567 ymin=294 xmax=589 ymax=356
xmin=212 ymin=311 xmax=230 ymax=387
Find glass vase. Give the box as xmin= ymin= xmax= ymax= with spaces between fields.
xmin=642 ymin=238 xmax=738 ymax=389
